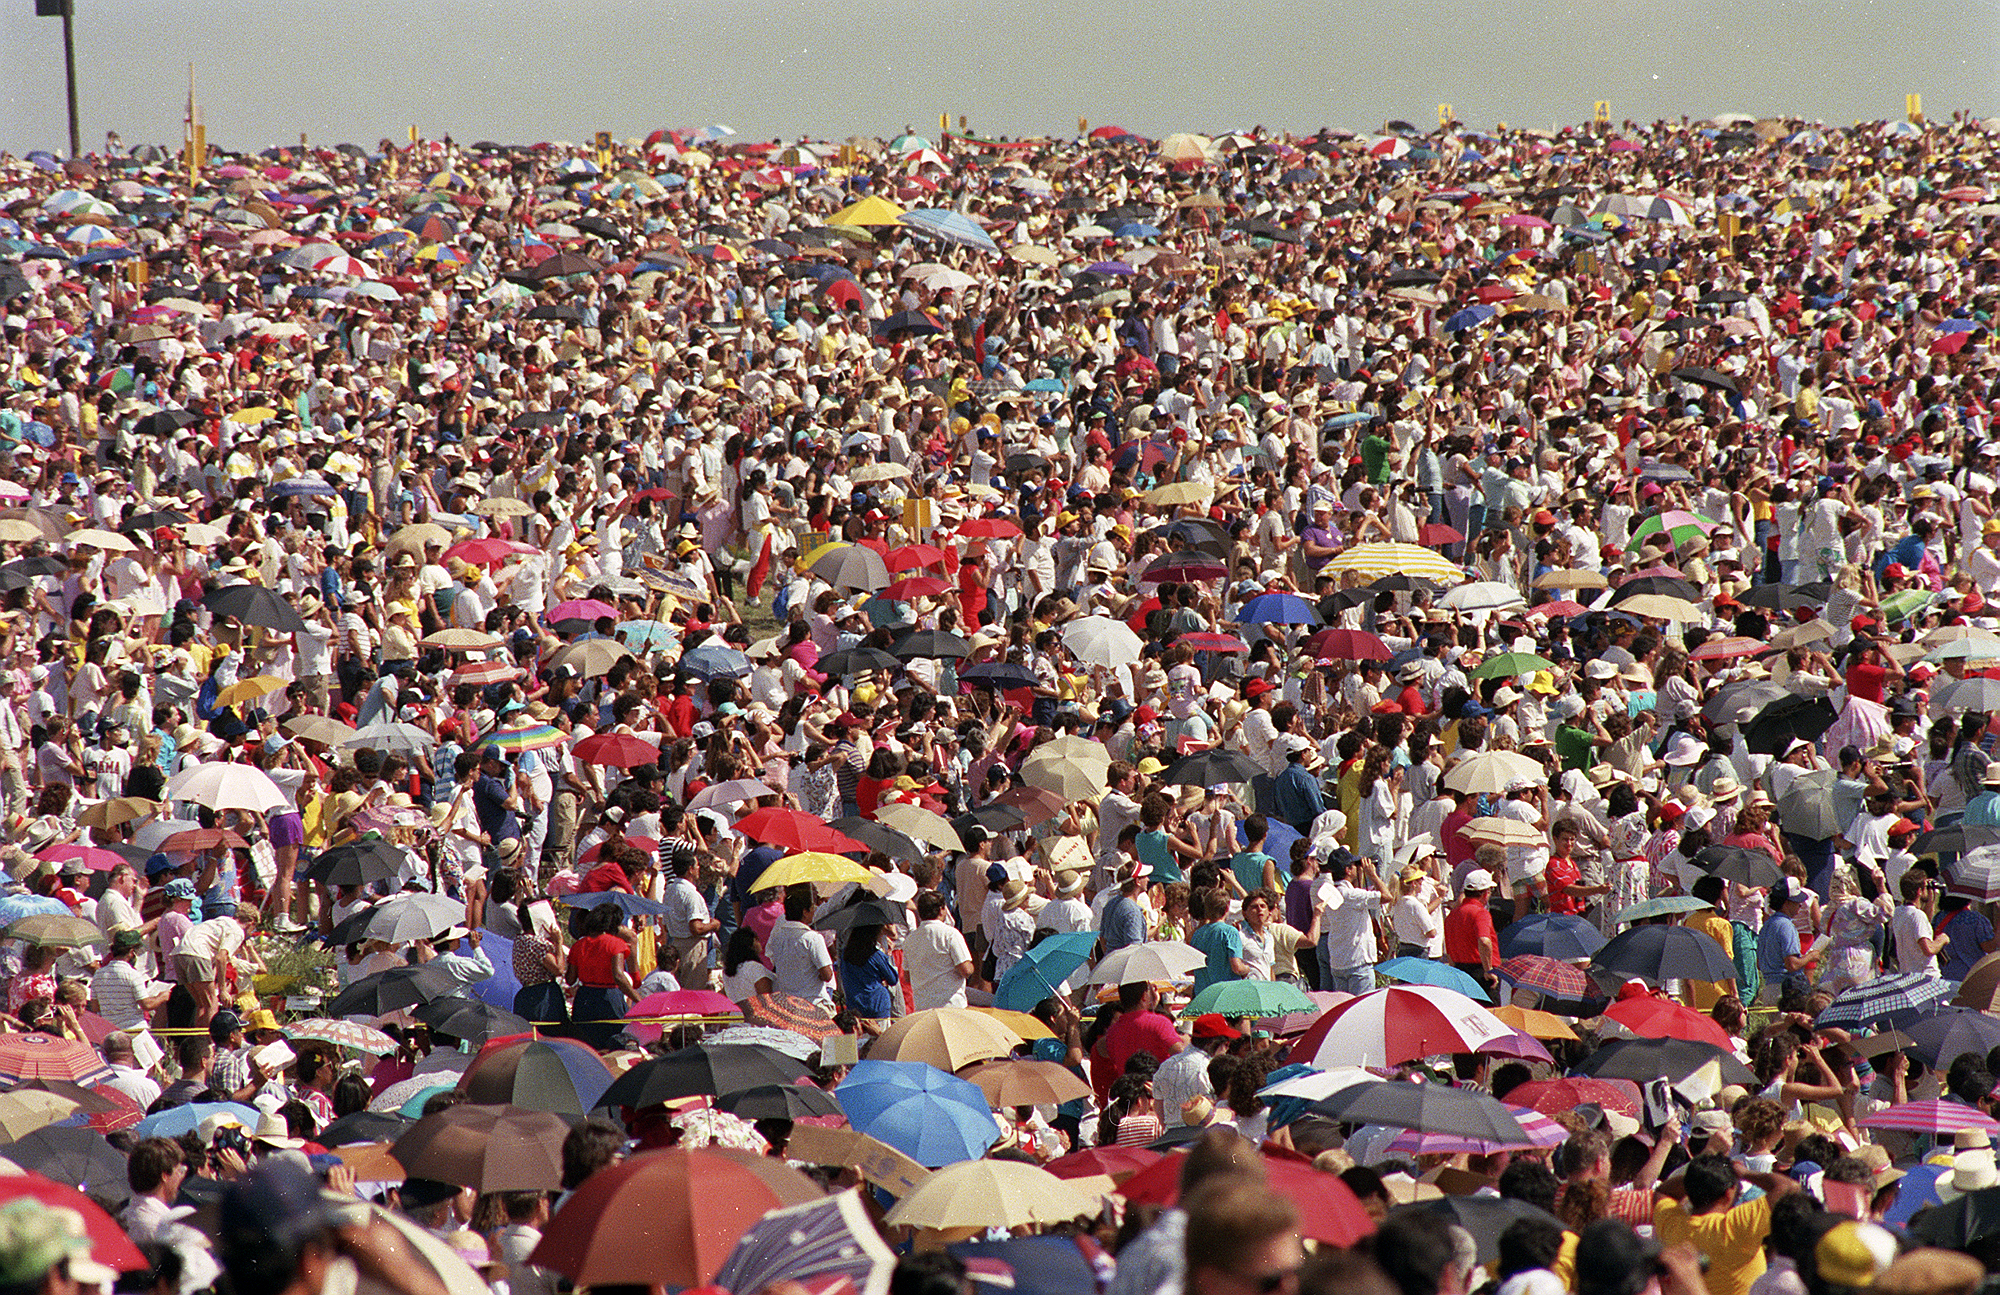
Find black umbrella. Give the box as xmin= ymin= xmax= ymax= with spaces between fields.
xmin=123 ymin=509 xmax=191 ymax=531
xmin=1904 ymin=1009 xmax=2000 ymax=1067
xmin=1161 ymin=748 xmax=1262 ymax=787
xmin=1911 ymin=823 xmax=2000 ymax=857
xmin=1638 ymin=462 xmax=1697 ymax=485
xmin=1694 ymin=845 xmax=1783 ymax=888
xmin=0 ymin=1126 xmax=129 ymax=1202
xmin=526 ymin=250 xmax=602 ymax=279
xmin=524 ymin=302 xmax=584 ymax=322
xmin=1610 ymin=575 xmax=1700 ymax=603
xmin=1383 ymin=268 xmax=1441 ymax=287
xmin=1367 ymin=573 xmax=1440 ymax=593
xmin=510 ymin=410 xmax=565 ymax=429
xmin=828 ymin=817 xmax=925 ymax=866
xmin=958 ymin=662 xmax=1038 ymax=690
xmin=1142 ymin=518 xmax=1230 ymax=558
xmin=203 ymin=583 xmax=307 ymax=633
xmin=955 ymin=804 xmax=1027 ymax=836
xmin=714 ymin=1083 xmax=844 ymax=1121
xmin=875 ymin=310 xmax=943 ymax=338
xmin=0 ymin=556 xmax=63 ymax=592
xmin=317 ymin=1109 xmax=413 ymax=1147
xmin=889 ymin=630 xmax=973 ymax=661
xmin=413 ymin=995 xmax=531 ymax=1043
xmin=1733 ymin=582 xmax=1832 ymax=611
xmin=1145 ymin=1121 xmax=1212 ymax=1151
xmin=1703 ymin=679 xmax=1793 ymax=726
xmin=1005 ymin=453 xmax=1049 ymax=473
xmin=1742 ymin=694 xmax=1838 ymax=756
xmin=812 ymin=898 xmax=906 ymax=936
xmin=1589 ymin=924 xmax=1736 ymax=986
xmin=1697 ymin=289 xmax=1750 ymax=306
xmin=1671 ymin=366 xmax=1739 ymax=395
xmin=574 ymin=216 xmax=624 ymax=240
xmin=1571 ymin=1037 xmax=1758 ymax=1087
xmin=1392 ymin=1198 xmax=1566 ymax=1265
xmin=1774 ymin=770 xmax=1843 ymax=841
xmin=1909 ymin=1184 xmax=2000 ymax=1249
xmin=325 ymin=964 xmax=460 ymax=1018
xmin=133 ymin=409 xmax=201 ymax=438
xmin=597 ymin=1043 xmax=811 ymax=1110
xmin=818 ymin=646 xmax=901 ymax=676
xmin=307 ymin=839 xmax=407 ymax=886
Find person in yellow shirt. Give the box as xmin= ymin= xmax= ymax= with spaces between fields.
xmin=1653 ymin=1156 xmax=1800 ymax=1295
xmin=1681 ymin=875 xmax=1736 ymax=1011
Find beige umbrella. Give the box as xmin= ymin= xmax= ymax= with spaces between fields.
xmin=1771 ymin=619 xmax=1837 ymax=651
xmin=0 ymin=1090 xmax=80 ymax=1145
xmin=421 ymin=628 xmax=507 ymax=651
xmin=784 ymin=1124 xmax=930 ymax=1196
xmin=961 ymin=1059 xmax=1092 ymax=1107
xmin=0 ymin=519 xmax=43 ymax=544
xmin=871 ymin=1008 xmax=1022 ymax=1071
xmin=282 ymin=713 xmax=356 ymax=746
xmin=0 ymin=509 xmax=64 ymax=541
xmin=874 ymin=802 xmax=963 ymax=852
xmin=884 ymin=1159 xmax=1099 ymax=1230
xmin=1021 ymin=748 xmax=1109 ymax=802
xmin=1442 ymin=750 xmax=1546 ymax=795
xmin=1533 ymin=569 xmax=1609 ymax=591
xmin=1177 ymin=193 xmax=1225 ymax=209
xmin=76 ymin=796 xmax=159 ymax=830
xmin=850 ymin=462 xmax=912 ymax=484
xmin=1142 ymin=480 xmax=1213 ymax=508
xmin=549 ymin=638 xmax=633 ymax=678
xmin=387 ymin=522 xmax=453 ymax=556
xmin=1005 ymin=243 xmax=1061 ymax=265
xmin=1460 ymin=817 xmax=1546 ymax=847
xmin=68 ymin=528 xmax=135 ymax=552
xmin=475 ymin=498 xmax=536 ymax=518
xmin=1616 ymin=593 xmax=1702 ymax=622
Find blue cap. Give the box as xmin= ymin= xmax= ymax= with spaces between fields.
xmin=985 ymin=862 xmax=1009 ymax=886
xmin=482 ymin=744 xmax=505 ymax=761
xmin=1459 ymin=700 xmax=1491 ymax=720
xmin=144 ymin=852 xmax=176 ymax=877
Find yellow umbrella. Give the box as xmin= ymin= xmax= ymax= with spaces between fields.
xmin=77 ymin=796 xmax=159 ymax=830
xmin=973 ymin=1007 xmax=1055 ymax=1040
xmin=884 ymin=1160 xmax=1098 ymax=1230
xmin=228 ymin=406 xmax=279 ymax=424
xmin=1490 ymin=1005 xmax=1578 ymax=1041
xmin=1142 ymin=481 xmax=1213 ymax=508
xmin=1323 ymin=543 xmax=1464 ymax=582
xmin=1617 ymin=593 xmax=1702 ymax=622
xmin=796 ymin=540 xmax=851 ymax=574
xmin=827 ymin=195 xmax=906 ymax=226
xmin=750 ymin=852 xmax=872 ymax=890
xmin=217 ymin=675 xmax=287 ymax=709
xmin=872 ymin=1007 xmax=1022 ymax=1071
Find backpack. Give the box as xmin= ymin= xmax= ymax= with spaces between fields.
xmin=1731 ymin=918 xmax=1761 ymax=1005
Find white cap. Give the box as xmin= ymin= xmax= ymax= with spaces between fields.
xmin=1684 ymin=806 xmax=1717 ymax=832
xmin=1463 ymin=869 xmax=1496 ymax=893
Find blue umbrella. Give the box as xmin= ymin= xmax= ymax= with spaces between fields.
xmin=271 ymin=475 xmax=338 ymax=498
xmin=993 ymin=931 xmax=1098 ymax=1012
xmin=1235 ymin=592 xmax=1320 ymax=626
xmin=0 ymin=895 xmax=70 ymax=928
xmin=1443 ymin=304 xmax=1497 ymax=333
xmin=1939 ymin=319 xmax=1981 ymax=334
xmin=951 ymin=1237 xmax=1101 ymax=1295
xmin=72 ymin=247 xmax=139 ymax=265
xmin=1245 ymin=817 xmax=1301 ymax=864
xmin=615 ymin=620 xmax=677 ymax=651
xmin=133 ymin=1101 xmax=261 ymax=1139
xmin=680 ymin=644 xmax=751 ymax=681
xmin=1113 ymin=222 xmax=1161 ymax=238
xmin=898 ymin=209 xmax=999 ymax=253
xmin=834 ymin=1059 xmax=1000 ymax=1167
xmin=564 ymin=891 xmax=671 ymax=919
xmin=1497 ymin=913 xmax=1606 ymax=961
xmin=1376 ymin=956 xmax=1491 ymax=1001
xmin=1022 ymin=377 xmax=1065 ymax=393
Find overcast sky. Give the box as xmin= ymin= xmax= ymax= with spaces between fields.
xmin=0 ymin=0 xmax=1994 ymax=156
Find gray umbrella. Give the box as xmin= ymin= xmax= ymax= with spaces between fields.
xmin=1310 ymin=1081 xmax=1531 ymax=1142
xmin=1931 ymin=676 xmax=2000 ymax=717
xmin=1702 ymin=680 xmax=1791 ymax=726
xmin=809 ymin=545 xmax=890 ymax=593
xmin=1775 ymin=769 xmax=1842 ymax=841
xmin=345 ymin=722 xmax=436 ymax=755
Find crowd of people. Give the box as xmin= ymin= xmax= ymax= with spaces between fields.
xmin=0 ymin=103 xmax=1996 ymax=1295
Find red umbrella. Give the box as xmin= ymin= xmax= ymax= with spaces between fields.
xmin=1118 ymin=1149 xmax=1374 ymax=1247
xmin=155 ymin=827 xmax=248 ymax=855
xmin=1689 ymin=636 xmax=1771 ymax=662
xmin=35 ymin=844 xmax=126 ymax=873
xmin=0 ymin=1174 xmax=146 ymax=1269
xmin=1176 ymin=632 xmax=1249 ymax=653
xmin=884 ymin=544 xmax=948 ymax=572
xmin=956 ymin=518 xmax=1022 ymax=540
xmin=1527 ymin=600 xmax=1589 ymax=619
xmin=733 ymin=808 xmax=865 ymax=854
xmin=1046 ymin=1145 xmax=1162 ymax=1183
xmin=573 ymin=734 xmax=663 ymax=769
xmin=1505 ymin=1077 xmax=1642 ymax=1119
xmin=1931 ymin=332 xmax=1972 ymax=356
xmin=1496 ymin=955 xmax=1593 ymax=1000
xmin=1140 ymin=556 xmax=1228 ymax=583
xmin=529 ymin=1147 xmax=818 ymax=1287
xmin=1603 ymin=993 xmax=1734 ymax=1051
xmin=443 ymin=537 xmax=535 ymax=566
xmin=1306 ymin=628 xmax=1390 ymax=661
xmin=1419 ymin=523 xmax=1463 ymax=546
xmin=996 ymin=785 xmax=1066 ymax=826
xmin=0 ymin=1034 xmax=111 ymax=1085
xmin=883 ymin=576 xmax=951 ymax=600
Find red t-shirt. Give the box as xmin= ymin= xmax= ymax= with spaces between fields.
xmin=1543 ymin=856 xmax=1585 ymax=915
xmin=1099 ymin=1009 xmax=1183 ymax=1099
xmin=1443 ymin=897 xmax=1498 ymax=966
xmin=1846 ymin=660 xmax=1887 ymax=703
xmin=570 ymin=934 xmax=629 ymax=987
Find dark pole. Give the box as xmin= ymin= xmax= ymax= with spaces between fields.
xmin=60 ymin=0 xmax=79 ymax=157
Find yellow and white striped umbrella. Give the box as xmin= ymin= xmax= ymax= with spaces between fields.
xmin=1322 ymin=543 xmax=1464 ymax=582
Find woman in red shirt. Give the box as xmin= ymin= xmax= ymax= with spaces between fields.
xmin=1543 ymin=819 xmax=1607 ymax=917
xmin=566 ymin=903 xmax=636 ymax=1049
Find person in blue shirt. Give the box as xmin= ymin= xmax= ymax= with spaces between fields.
xmin=1188 ymin=890 xmax=1250 ymax=995
xmin=1758 ymin=883 xmax=1810 ymax=1005
xmin=1938 ymin=894 xmax=2000 ymax=982
xmin=838 ymin=924 xmax=900 ymax=1028
xmin=1101 ymin=860 xmax=1149 ymax=954
xmin=1230 ymin=814 xmax=1279 ymax=896
xmin=1272 ymin=737 xmax=1327 ymax=833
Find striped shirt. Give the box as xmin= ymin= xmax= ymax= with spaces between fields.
xmin=89 ymin=960 xmax=148 ymax=1030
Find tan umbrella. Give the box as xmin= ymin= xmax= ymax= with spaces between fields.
xmin=1442 ymin=750 xmax=1546 ymax=795
xmin=1771 ymin=619 xmax=1836 ymax=651
xmin=884 ymin=1159 xmax=1099 ymax=1229
xmin=0 ymin=509 xmax=65 ymax=541
xmin=1616 ymin=593 xmax=1702 ymax=622
xmin=67 ymin=529 xmax=135 ymax=552
xmin=549 ymin=638 xmax=633 ymax=678
xmin=390 ymin=1103 xmax=568 ymax=1191
xmin=1490 ymin=1005 xmax=1578 ymax=1041
xmin=1177 ymin=193 xmax=1225 ymax=209
xmin=874 ymin=802 xmax=963 ymax=852
xmin=1142 ymin=480 xmax=1213 ymax=508
xmin=387 ymin=522 xmax=453 ymax=556
xmin=1020 ymin=749 xmax=1108 ymax=801
xmin=2 ymin=915 xmax=107 ymax=948
xmin=1532 ymin=569 xmax=1609 ymax=591
xmin=420 ymin=628 xmax=506 ymax=651
xmin=871 ymin=1008 xmax=1022 ymax=1071
xmin=1005 ymin=243 xmax=1060 ymax=266
xmin=76 ymin=796 xmax=158 ymax=830
xmin=0 ymin=1090 xmax=79 ymax=1145
xmin=0 ymin=520 xmax=43 ymax=544
xmin=850 ymin=462 xmax=912 ymax=484
xmin=474 ymin=498 xmax=535 ymax=518
xmin=961 ymin=1059 xmax=1092 ymax=1107
xmin=282 ymin=713 xmax=356 ymax=746
xmin=1460 ymin=817 xmax=1546 ymax=848
xmin=1956 ymin=952 xmax=2000 ymax=1010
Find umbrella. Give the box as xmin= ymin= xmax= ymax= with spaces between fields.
xmin=0 ymin=1126 xmax=128 ymax=1201
xmin=1020 ymin=748 xmax=1110 ymax=801
xmin=390 ymin=1103 xmax=568 ymax=1191
xmin=164 ymin=761 xmax=288 ymax=814
xmin=317 ymin=1110 xmax=413 ymax=1147
xmin=597 ymin=1042 xmax=811 ymax=1109
xmin=713 ymin=1083 xmax=845 ymax=1121
xmin=813 ymin=898 xmax=907 ymax=937
xmin=1116 ymin=1148 xmax=1374 ymax=1246
xmin=413 ymin=997 xmax=531 ymax=1044
xmin=1734 ymin=582 xmax=1833 ymax=611
xmin=741 ymin=994 xmax=842 ymax=1041
xmin=871 ymin=803 xmax=962 ymax=852
xmin=716 ymin=1190 xmax=895 ymax=1295
xmin=1161 ymin=748 xmax=1262 ymax=786
xmin=886 ymin=1160 xmax=1098 ymax=1229
xmin=1289 ymin=986 xmax=1514 ymax=1069
xmin=1087 ymin=940 xmax=1205 ymax=987
xmin=1591 ymin=924 xmax=1735 ymax=986
xmin=889 ymin=630 xmax=973 ymax=661
xmin=1905 ymin=1010 xmax=2000 ymax=1067
xmin=1858 ymin=1099 xmax=2000 ymax=1135
xmin=283 ymin=1019 xmax=397 ymax=1055
xmin=305 ymin=839 xmax=407 ymax=886
xmin=681 ymin=645 xmax=752 ymax=682
xmin=810 ymin=545 xmax=890 ymax=592
xmin=1313 ymin=1080 xmax=1531 ymax=1142
xmin=1693 ymin=844 xmax=1784 ymax=888
xmin=0 ymin=915 xmax=105 ymax=948
xmin=1395 ymin=1197 xmax=1564 ymax=1266
xmin=819 ymin=646 xmax=901 ymax=676
xmin=461 ymin=1037 xmax=615 ymax=1115
xmin=0 ymin=1090 xmax=80 ymax=1145
xmin=572 ymin=733 xmax=662 ymax=769
xmin=1818 ymin=972 xmax=1957 ymax=1030
xmin=1959 ymin=954 xmax=2000 ymax=1010
xmin=341 ymin=893 xmax=462 ymax=945
xmin=547 ymin=638 xmax=632 ymax=678
xmin=750 ymin=853 xmax=873 ymax=891
xmin=992 ymin=930 xmax=1098 ymax=1012
xmin=623 ymin=990 xmax=742 ymax=1043
xmin=961 ymin=1058 xmax=1093 ymax=1108
xmin=1323 ymin=544 xmax=1463 ymax=582
xmin=1775 ymin=770 xmax=1843 ymax=841
xmin=1496 ymin=955 xmax=1595 ymax=1000
xmin=0 ymin=1174 xmax=145 ymax=1271
xmin=530 ymin=1147 xmax=821 ymax=1288
xmin=870 ymin=1008 xmax=1020 ymax=1071
xmin=1572 ymin=1038 xmax=1757 ymax=1086
xmin=1951 ymin=849 xmax=2000 ymax=903
xmin=1375 ymin=956 xmax=1491 ymax=1001
xmin=1182 ymin=979 xmax=1316 ymax=1019
xmin=1441 ymin=581 xmax=1525 ymax=613
xmin=834 ymin=1059 xmax=1000 ymax=1167
xmin=0 ymin=1034 xmax=111 ymax=1085
xmin=1603 ymin=994 xmax=1734 ymax=1049
xmin=734 ymin=808 xmax=865 ymax=854
xmin=1506 ymin=1077 xmax=1641 ymax=1118
xmin=131 ymin=1101 xmax=262 ymax=1139
xmin=1235 ymin=592 xmax=1320 ymax=626
xmin=1046 ymin=1145 xmax=1164 ymax=1183
xmin=1743 ymin=694 xmax=1838 ymax=756
xmin=1932 ymin=677 xmax=2000 ymax=717
xmin=202 ymin=583 xmax=307 ymax=632
xmin=1061 ymin=616 xmax=1146 ymax=669
xmin=324 ymin=964 xmax=460 ymax=1018
xmin=1444 ymin=750 xmax=1546 ymax=795
xmin=1306 ymin=628 xmax=1392 ymax=662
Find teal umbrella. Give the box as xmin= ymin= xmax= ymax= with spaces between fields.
xmin=993 ymin=931 xmax=1098 ymax=1012
xmin=1376 ymin=956 xmax=1491 ymax=1002
xmin=1179 ymin=979 xmax=1315 ymax=1019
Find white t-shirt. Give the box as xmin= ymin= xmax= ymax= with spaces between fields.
xmin=902 ymin=919 xmax=972 ymax=1010
xmin=1891 ymin=903 xmax=1939 ymax=977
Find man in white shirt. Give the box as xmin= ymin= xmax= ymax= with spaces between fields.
xmin=100 ymin=1032 xmax=162 ymax=1109
xmin=1238 ymin=680 xmax=1283 ymax=776
xmin=903 ymin=890 xmax=974 ymax=1010
xmin=1315 ymin=852 xmax=1389 ymax=995
xmin=1891 ymin=870 xmax=1947 ymax=977
xmin=766 ymin=887 xmax=835 ymax=1005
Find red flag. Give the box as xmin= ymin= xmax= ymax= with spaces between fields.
xmin=745 ymin=532 xmax=773 ymax=600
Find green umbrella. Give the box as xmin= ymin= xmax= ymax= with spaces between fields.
xmin=1879 ymin=589 xmax=1936 ymax=623
xmin=1627 ymin=510 xmax=1723 ymax=548
xmin=1179 ymin=979 xmax=1315 ymax=1019
xmin=1471 ymin=652 xmax=1555 ymax=681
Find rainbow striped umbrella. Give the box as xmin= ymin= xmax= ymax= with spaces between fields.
xmin=486 ymin=723 xmax=565 ymax=754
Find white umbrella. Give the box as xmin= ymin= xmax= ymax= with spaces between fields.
xmin=1443 ymin=750 xmax=1547 ymax=795
xmin=1087 ymin=940 xmax=1205 ymax=987
xmin=873 ymin=802 xmax=963 ymax=852
xmin=166 ymin=762 xmax=288 ymax=815
xmin=1441 ymin=581 xmax=1526 ymax=613
xmin=1258 ymin=1066 xmax=1377 ymax=1102
xmin=345 ymin=722 xmax=436 ymax=754
xmin=134 ymin=818 xmax=204 ymax=851
xmin=686 ymin=778 xmax=781 ymax=812
xmin=1061 ymin=615 xmax=1144 ymax=669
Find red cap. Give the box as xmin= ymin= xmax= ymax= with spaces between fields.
xmin=1658 ymin=803 xmax=1686 ymax=822
xmin=1191 ymin=1013 xmax=1243 ymax=1041
xmin=1134 ymin=705 xmax=1158 ymax=724
xmin=1244 ymin=679 xmax=1276 ymax=698
xmin=1532 ymin=509 xmax=1557 ymax=525
xmin=1884 ymin=563 xmax=1907 ymax=579
xmin=1889 ymin=818 xmax=1925 ymax=838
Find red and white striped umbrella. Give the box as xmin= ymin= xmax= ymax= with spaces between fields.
xmin=452 ymin=660 xmax=522 ymax=687
xmin=1290 ymin=985 xmax=1516 ymax=1070
xmin=1858 ymin=1099 xmax=2000 ymax=1135
xmin=313 ymin=254 xmax=377 ymax=279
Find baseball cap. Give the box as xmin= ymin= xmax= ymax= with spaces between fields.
xmin=209 ymin=1010 xmax=245 ymax=1041
xmin=481 ymin=744 xmax=505 ymax=761
xmin=144 ymin=852 xmax=176 ymax=877
xmin=1463 ymin=869 xmax=1496 ymax=893
xmin=1191 ymin=1014 xmax=1243 ymax=1041
xmin=109 ymin=929 xmax=143 ymax=954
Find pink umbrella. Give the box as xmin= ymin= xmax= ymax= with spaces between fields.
xmin=1499 ymin=214 xmax=1552 ymax=230
xmin=625 ymin=991 xmax=743 ymax=1043
xmin=1385 ymin=1105 xmax=1566 ymax=1154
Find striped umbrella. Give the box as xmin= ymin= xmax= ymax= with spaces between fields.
xmin=1628 ymin=510 xmax=1723 ymax=548
xmin=1817 ymin=971 xmax=1957 ymax=1030
xmin=452 ymin=660 xmax=522 ymax=687
xmin=486 ymin=722 xmax=566 ymax=754
xmin=1384 ymin=1105 xmax=1567 ymax=1154
xmin=1858 ymin=1099 xmax=2000 ymax=1135
xmin=285 ymin=1018 xmax=398 ymax=1055
xmin=1323 ymin=543 xmax=1465 ymax=582
xmin=1496 ymin=956 xmax=1592 ymax=999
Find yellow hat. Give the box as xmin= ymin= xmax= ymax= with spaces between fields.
xmin=1527 ymin=670 xmax=1558 ymax=695
xmin=1136 ymin=756 xmax=1166 ymax=776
